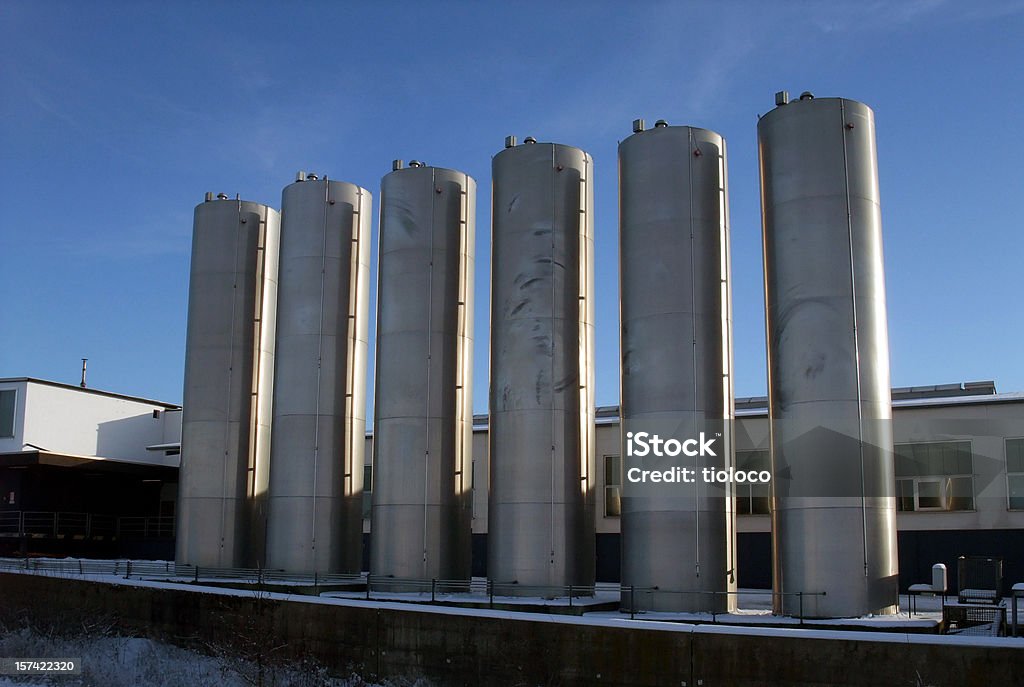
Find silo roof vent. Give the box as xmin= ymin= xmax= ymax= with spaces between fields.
xmin=799 ymin=91 xmax=814 ymax=100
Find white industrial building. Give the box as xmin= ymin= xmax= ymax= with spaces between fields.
xmin=359 ymin=380 xmax=1024 ymax=591
xmin=0 ymin=377 xmax=181 ymax=558
xmin=1 ymin=375 xmax=1021 ymax=592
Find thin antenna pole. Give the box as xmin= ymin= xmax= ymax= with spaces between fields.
xmin=80 ymin=359 xmax=88 ymax=388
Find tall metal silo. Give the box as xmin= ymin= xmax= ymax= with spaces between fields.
xmin=177 ymin=194 xmax=280 ymax=569
xmin=618 ymin=120 xmax=736 ymax=613
xmin=759 ymin=92 xmax=898 ymax=618
xmin=488 ymin=137 xmax=596 ymax=596
xmin=265 ymin=173 xmax=370 ymax=575
xmin=370 ymin=161 xmax=475 ymax=590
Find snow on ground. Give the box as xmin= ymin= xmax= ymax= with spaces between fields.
xmin=0 ymin=628 xmax=428 ymax=687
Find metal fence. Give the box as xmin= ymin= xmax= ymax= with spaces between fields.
xmin=0 ymin=556 xmax=834 ymax=622
xmin=0 ymin=511 xmax=174 ymax=540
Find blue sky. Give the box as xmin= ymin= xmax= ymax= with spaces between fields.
xmin=1 ymin=1 xmax=1021 ymax=412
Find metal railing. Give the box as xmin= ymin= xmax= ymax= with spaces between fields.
xmin=0 ymin=511 xmax=174 ymax=540
xmin=0 ymin=556 xmax=834 ymax=622
xmin=0 ymin=557 xmax=362 ymax=586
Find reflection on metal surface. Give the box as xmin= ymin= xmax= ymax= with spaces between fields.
xmin=619 ymin=124 xmax=736 ymax=613
xmin=265 ymin=177 xmax=370 ymax=574
xmin=177 ymin=196 xmax=280 ymax=569
xmin=371 ymin=164 xmax=475 ymax=588
xmin=759 ymin=94 xmax=898 ymax=618
xmin=488 ymin=139 xmax=596 ymax=595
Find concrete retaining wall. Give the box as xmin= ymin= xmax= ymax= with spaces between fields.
xmin=0 ymin=572 xmax=1020 ymax=686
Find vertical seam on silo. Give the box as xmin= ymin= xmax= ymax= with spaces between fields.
xmin=219 ymin=201 xmax=242 ymax=566
xmin=458 ymin=174 xmax=469 ymax=539
xmin=252 ymin=204 xmax=269 ymax=568
xmin=688 ymin=128 xmax=701 ymax=578
xmin=424 ymin=169 xmax=434 ymax=575
xmin=310 ymin=181 xmax=329 ymax=565
xmin=549 ymin=145 xmax=557 ymax=581
xmin=350 ymin=188 xmax=363 ymax=571
xmin=841 ymin=100 xmax=871 ymax=578
xmin=581 ymin=154 xmax=591 ymax=537
xmin=720 ymin=137 xmax=737 ymax=588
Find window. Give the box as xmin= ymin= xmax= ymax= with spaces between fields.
xmin=1007 ymin=438 xmax=1024 ymax=510
xmin=736 ymin=450 xmax=770 ymax=515
xmin=604 ymin=455 xmax=621 ymax=517
xmin=362 ymin=465 xmax=373 ymax=519
xmin=895 ymin=441 xmax=974 ymax=512
xmin=471 ymin=460 xmax=477 ymax=519
xmin=0 ymin=389 xmax=15 ymax=438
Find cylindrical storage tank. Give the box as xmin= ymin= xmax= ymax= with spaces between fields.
xmin=759 ymin=93 xmax=898 ymax=618
xmin=177 ymin=195 xmax=280 ymax=569
xmin=370 ymin=162 xmax=475 ymax=590
xmin=265 ymin=175 xmax=370 ymax=574
xmin=618 ymin=122 xmax=736 ymax=613
xmin=488 ymin=138 xmax=596 ymax=596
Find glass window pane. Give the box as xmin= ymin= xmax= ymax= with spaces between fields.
xmin=942 ymin=444 xmax=959 ymax=476
xmin=1007 ymin=439 xmax=1024 ymax=474
xmin=955 ymin=442 xmax=973 ymax=475
xmin=605 ymin=486 xmax=621 ymax=517
xmin=605 ymin=456 xmax=621 ymax=487
xmin=894 ymin=444 xmax=915 ymax=477
xmin=1009 ymin=474 xmax=1024 ymax=510
xmin=736 ymin=495 xmax=751 ymax=515
xmin=751 ymin=484 xmax=770 ymax=514
xmin=923 ymin=444 xmax=944 ymax=476
xmin=918 ymin=480 xmax=941 ymax=509
xmin=0 ymin=390 xmax=15 ymax=438
xmin=362 ymin=465 xmax=373 ymax=518
xmin=897 ymin=479 xmax=915 ymax=511
xmin=948 ymin=476 xmax=974 ymax=511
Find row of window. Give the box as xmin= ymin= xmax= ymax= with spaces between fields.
xmin=602 ymin=439 xmax=1024 ymax=516
xmin=357 ymin=439 xmax=1024 ymax=519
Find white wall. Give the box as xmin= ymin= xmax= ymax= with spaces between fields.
xmin=17 ymin=382 xmax=178 ymax=465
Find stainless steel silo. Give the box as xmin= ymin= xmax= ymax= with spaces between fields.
xmin=618 ymin=121 xmax=736 ymax=613
xmin=759 ymin=92 xmax=898 ymax=618
xmin=370 ymin=161 xmax=475 ymax=590
xmin=177 ymin=194 xmax=280 ymax=569
xmin=488 ymin=138 xmax=596 ymax=596
xmin=265 ymin=174 xmax=370 ymax=575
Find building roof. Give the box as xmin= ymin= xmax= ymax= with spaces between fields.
xmin=0 ymin=450 xmax=179 ymax=477
xmin=0 ymin=377 xmax=181 ymax=410
xmin=442 ymin=381 xmax=1021 ymax=432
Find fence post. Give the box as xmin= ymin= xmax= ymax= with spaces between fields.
xmin=194 ymin=565 xmax=199 ymax=583
xmin=489 ymin=579 xmax=494 ymax=609
xmin=125 ymin=560 xmax=132 ymax=580
xmin=366 ymin=576 xmax=371 ymax=600
xmin=798 ymin=592 xmax=803 ymax=625
xmin=431 ymin=578 xmax=437 ymax=603
xmin=630 ymin=585 xmax=635 ymax=620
